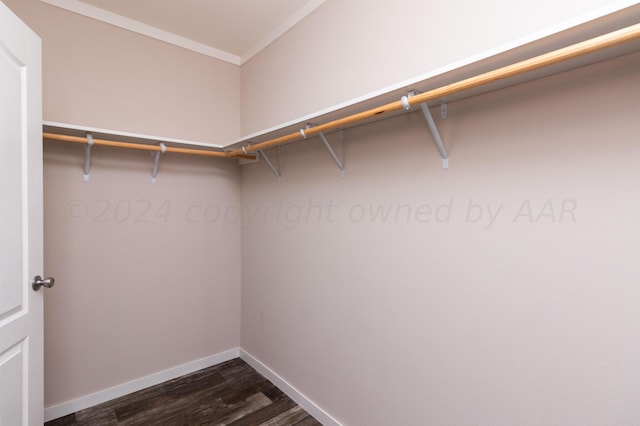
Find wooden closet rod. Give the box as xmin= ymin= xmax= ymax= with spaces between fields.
xmin=227 ymin=22 xmax=640 ymax=157
xmin=43 ymin=132 xmax=231 ymax=158
xmin=43 ymin=23 xmax=640 ymax=160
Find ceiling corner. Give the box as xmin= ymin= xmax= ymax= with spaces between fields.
xmin=239 ymin=0 xmax=327 ymax=64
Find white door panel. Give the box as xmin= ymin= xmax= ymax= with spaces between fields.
xmin=0 ymin=35 xmax=25 ymax=324
xmin=0 ymin=1 xmax=44 ymax=425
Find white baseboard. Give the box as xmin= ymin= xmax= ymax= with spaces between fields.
xmin=44 ymin=347 xmax=342 ymax=425
xmin=44 ymin=347 xmax=240 ymax=422
xmin=239 ymin=349 xmax=343 ymax=426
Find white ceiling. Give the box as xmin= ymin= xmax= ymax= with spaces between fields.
xmin=39 ymin=0 xmax=326 ymax=65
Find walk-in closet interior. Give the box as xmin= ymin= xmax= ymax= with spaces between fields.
xmin=2 ymin=0 xmax=640 ymax=424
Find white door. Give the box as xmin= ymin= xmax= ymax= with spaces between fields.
xmin=0 ymin=2 xmax=45 ymax=425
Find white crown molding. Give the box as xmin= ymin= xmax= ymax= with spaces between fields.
xmin=240 ymin=0 xmax=326 ymax=64
xmin=39 ymin=0 xmax=242 ymax=65
xmin=38 ymin=0 xmax=326 ymax=66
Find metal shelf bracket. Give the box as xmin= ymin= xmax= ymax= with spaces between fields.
xmin=402 ymin=92 xmax=449 ymax=169
xmin=259 ymin=146 xmax=281 ymax=180
xmin=319 ymin=130 xmax=345 ymax=177
xmin=83 ymin=133 xmax=94 ymax=182
xmin=151 ymin=143 xmax=166 ymax=183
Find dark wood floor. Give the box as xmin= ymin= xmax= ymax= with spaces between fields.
xmin=45 ymin=358 xmax=321 ymax=426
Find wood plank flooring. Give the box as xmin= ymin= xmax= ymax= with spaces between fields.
xmin=45 ymin=358 xmax=321 ymax=426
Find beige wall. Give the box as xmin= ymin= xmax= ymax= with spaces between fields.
xmin=43 ymin=140 xmax=241 ymax=407
xmin=3 ymin=0 xmax=240 ymax=146
xmin=241 ymin=0 xmax=635 ymax=134
xmin=240 ymin=51 xmax=640 ymax=425
xmin=4 ymin=0 xmax=243 ymax=408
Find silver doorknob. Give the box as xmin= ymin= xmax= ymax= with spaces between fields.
xmin=32 ymin=275 xmax=55 ymax=291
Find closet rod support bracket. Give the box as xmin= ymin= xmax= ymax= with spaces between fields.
xmin=151 ymin=143 xmax=166 ymax=184
xmin=420 ymin=101 xmax=449 ymax=169
xmin=319 ymin=131 xmax=345 ymax=177
xmin=83 ymin=133 xmax=94 ymax=182
xmin=420 ymin=98 xmax=449 ymax=169
xmin=259 ymin=147 xmax=281 ymax=180
xmin=402 ymin=92 xmax=449 ymax=169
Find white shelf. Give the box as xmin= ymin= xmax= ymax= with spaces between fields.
xmin=43 ymin=3 xmax=640 ymax=154
xmin=227 ymin=3 xmax=640 ymax=151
